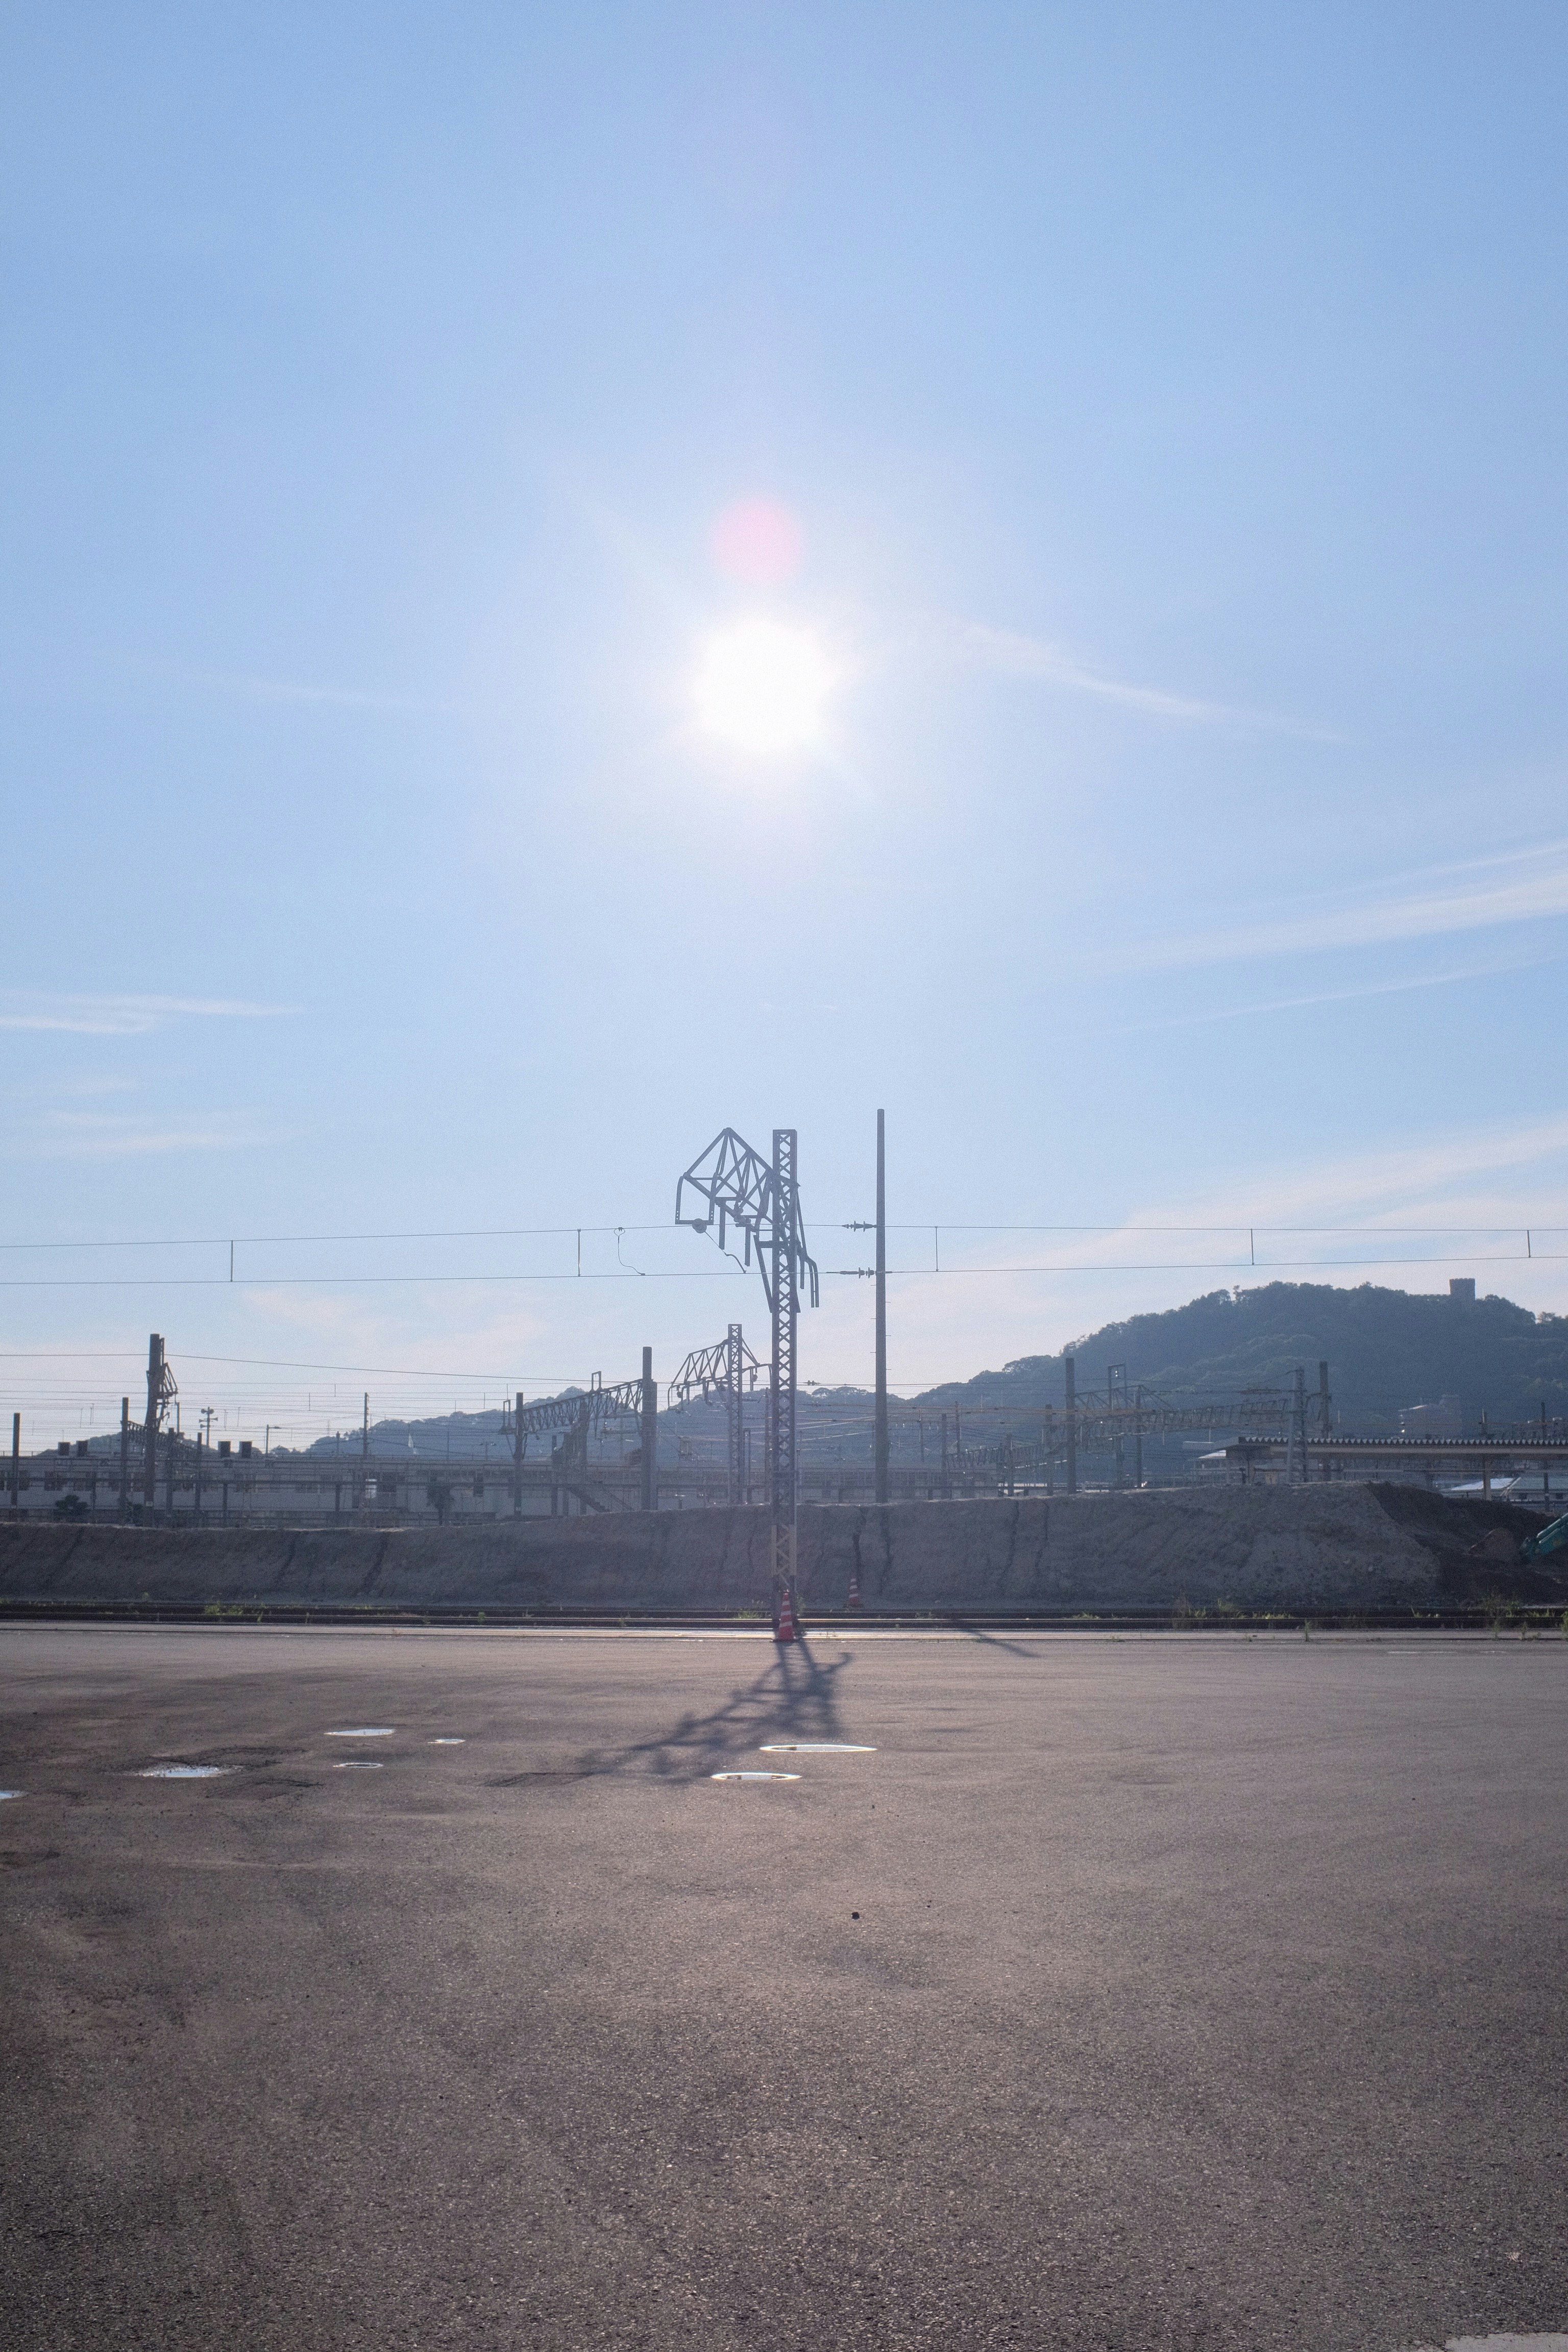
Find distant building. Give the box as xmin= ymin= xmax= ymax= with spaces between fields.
xmin=1449 ymin=1277 xmax=1476 ymax=1304
xmin=1400 ymin=1395 xmax=1463 ymax=1438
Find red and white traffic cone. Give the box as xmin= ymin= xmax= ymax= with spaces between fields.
xmin=846 ymin=1572 xmax=864 ymax=1611
xmin=776 ymin=1583 xmax=796 ymax=1643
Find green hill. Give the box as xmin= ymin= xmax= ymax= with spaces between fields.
xmin=914 ymin=1282 xmax=1568 ymax=1435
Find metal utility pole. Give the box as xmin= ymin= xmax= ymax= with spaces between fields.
xmin=143 ymin=1335 xmax=175 ymax=1520
xmin=1293 ymin=1367 xmax=1308 ymax=1484
xmin=874 ymin=1109 xmax=889 ymax=1506
xmin=118 ymin=1399 xmax=129 ymax=1516
xmin=1318 ymin=1362 xmax=1332 ymax=1481
xmin=1064 ymin=1355 xmax=1077 ymax=1494
xmin=362 ymin=1394 xmax=369 ymax=1459
xmin=569 ymin=1397 xmax=590 ymax=1515
xmin=940 ymin=1410 xmax=950 ymax=1498
xmin=677 ymin=1123 xmax=819 ymax=1602
xmin=726 ymin=1324 xmax=744 ymax=1505
xmin=763 ymin=1386 xmax=774 ymax=1510
xmin=771 ymin=1129 xmax=800 ymax=1585
xmin=144 ymin=1336 xmax=160 ymax=1511
xmin=512 ymin=1391 xmax=524 ymax=1518
xmin=640 ymin=1346 xmax=657 ymax=1513
xmin=9 ymin=1412 xmax=18 ymax=1511
xmin=1134 ymin=1384 xmax=1144 ymax=1490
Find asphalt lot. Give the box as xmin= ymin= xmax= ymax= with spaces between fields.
xmin=2 ymin=1625 xmax=1566 ymax=2352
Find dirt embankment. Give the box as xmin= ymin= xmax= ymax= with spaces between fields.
xmin=1 ymin=1484 xmax=1560 ymax=1614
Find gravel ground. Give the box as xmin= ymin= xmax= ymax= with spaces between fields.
xmin=8 ymin=1480 xmax=1556 ymax=1614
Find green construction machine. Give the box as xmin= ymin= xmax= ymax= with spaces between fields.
xmin=1521 ymin=1510 xmax=1568 ymax=1561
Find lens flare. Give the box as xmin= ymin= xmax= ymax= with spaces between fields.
xmin=708 ymin=496 xmax=805 ymax=585
xmin=693 ymin=618 xmax=834 ymax=758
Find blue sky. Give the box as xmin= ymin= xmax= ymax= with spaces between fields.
xmin=5 ymin=4 xmax=1568 ymax=1442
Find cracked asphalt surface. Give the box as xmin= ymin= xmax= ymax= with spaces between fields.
xmin=3 ymin=1623 xmax=1566 ymax=2351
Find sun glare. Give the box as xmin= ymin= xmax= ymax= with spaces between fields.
xmin=693 ymin=618 xmax=834 ymax=758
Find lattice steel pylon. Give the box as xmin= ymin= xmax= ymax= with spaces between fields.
xmin=670 ymin=1322 xmax=763 ymax=1505
xmin=503 ymin=1371 xmax=648 ymax=1517
xmin=676 ymin=1127 xmax=819 ymax=1584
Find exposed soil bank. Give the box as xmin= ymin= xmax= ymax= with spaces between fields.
xmin=2 ymin=1485 xmax=1561 ymax=1614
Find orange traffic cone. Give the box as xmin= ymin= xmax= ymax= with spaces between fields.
xmin=846 ymin=1572 xmax=864 ymax=1611
xmin=776 ymin=1584 xmax=796 ymax=1643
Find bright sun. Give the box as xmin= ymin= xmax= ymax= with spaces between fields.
xmin=693 ymin=618 xmax=834 ymax=758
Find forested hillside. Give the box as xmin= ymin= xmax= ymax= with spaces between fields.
xmin=915 ymin=1283 xmax=1568 ymax=1434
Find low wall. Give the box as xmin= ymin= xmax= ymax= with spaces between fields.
xmin=2 ymin=1485 xmax=1559 ymax=1614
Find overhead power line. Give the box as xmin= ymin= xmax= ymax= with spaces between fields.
xmin=0 ymin=1350 xmax=603 ymax=1380
xmin=0 ymin=1223 xmax=664 ymax=1252
xmin=0 ymin=1270 xmax=746 ymax=1290
xmin=837 ymin=1250 xmax=1566 ymax=1275
xmin=874 ymin=1222 xmax=1568 ymax=1235
xmin=2 ymin=1253 xmax=1565 ymax=1293
xmin=0 ymin=1219 xmax=1563 ymax=1254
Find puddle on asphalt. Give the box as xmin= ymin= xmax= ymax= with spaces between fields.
xmin=712 ymin=1770 xmax=800 ymax=1781
xmin=0 ymin=1790 xmax=23 ymax=1800
xmin=326 ymin=1727 xmax=396 ymax=1738
xmin=138 ymin=1766 xmax=233 ymax=1780
xmin=760 ymin=1743 xmax=876 ymax=1753
xmin=334 ymin=1760 xmax=384 ymax=1770
xmin=429 ymin=1737 xmax=464 ymax=1745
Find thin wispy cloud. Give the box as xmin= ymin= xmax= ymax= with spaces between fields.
xmin=7 ymin=1108 xmax=272 ymax=1160
xmin=1140 ymin=838 xmax=1568 ymax=971
xmin=951 ymin=620 xmax=1336 ymax=739
xmin=1121 ymin=946 xmax=1568 ymax=1031
xmin=1124 ymin=1112 xmax=1568 ymax=1233
xmin=0 ymin=993 xmax=290 ymax=1037
xmin=117 ymin=652 xmax=463 ymax=719
xmin=211 ymin=672 xmax=463 ymax=717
